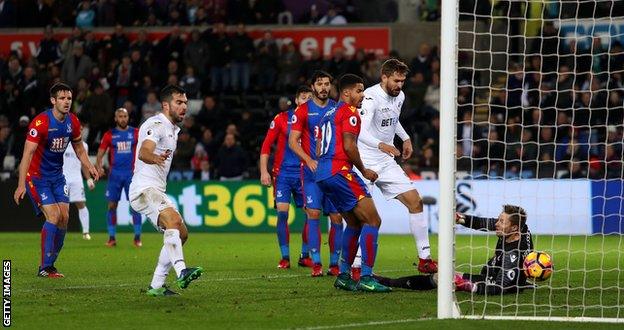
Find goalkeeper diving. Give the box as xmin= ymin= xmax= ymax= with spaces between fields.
xmin=374 ymin=205 xmax=534 ymax=294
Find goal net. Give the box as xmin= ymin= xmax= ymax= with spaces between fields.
xmin=438 ymin=0 xmax=624 ymax=322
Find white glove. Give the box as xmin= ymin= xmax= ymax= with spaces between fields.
xmin=87 ymin=178 xmax=95 ymax=190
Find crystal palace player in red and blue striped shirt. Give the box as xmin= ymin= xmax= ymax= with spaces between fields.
xmin=13 ymin=82 xmax=99 ymax=278
xmin=315 ymin=74 xmax=391 ymax=292
xmin=260 ymin=86 xmax=313 ymax=269
xmin=96 ymin=108 xmax=142 ymax=247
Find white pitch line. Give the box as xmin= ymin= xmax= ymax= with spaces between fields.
xmin=15 ymin=268 xmax=414 ymax=293
xmin=298 ymin=318 xmax=424 ymax=330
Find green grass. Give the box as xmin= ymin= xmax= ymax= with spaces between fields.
xmin=1 ymin=233 xmax=623 ymax=329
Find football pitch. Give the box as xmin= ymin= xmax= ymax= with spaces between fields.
xmin=2 ymin=232 xmax=623 ymax=329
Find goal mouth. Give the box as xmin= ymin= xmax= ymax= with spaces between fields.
xmin=438 ymin=0 xmax=624 ymax=322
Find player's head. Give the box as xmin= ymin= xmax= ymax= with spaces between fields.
xmin=496 ymin=204 xmax=527 ymax=238
xmin=380 ymin=59 xmax=409 ymax=97
xmin=295 ymin=85 xmax=312 ymax=106
xmin=114 ymin=108 xmax=129 ymax=129
xmin=309 ymin=70 xmax=333 ymax=102
xmin=160 ymin=84 xmax=187 ymax=124
xmin=49 ymin=82 xmax=73 ymax=114
xmin=338 ymin=74 xmax=365 ymax=108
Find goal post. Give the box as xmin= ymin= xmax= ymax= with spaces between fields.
xmin=438 ymin=0 xmax=624 ymax=322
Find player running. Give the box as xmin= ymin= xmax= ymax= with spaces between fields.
xmin=14 ymin=82 xmax=99 ymax=278
xmin=316 ymin=74 xmax=391 ymax=292
xmin=63 ymin=140 xmax=95 ymax=240
xmin=353 ymin=59 xmax=438 ymax=274
xmin=128 ymin=85 xmax=203 ymax=296
xmin=289 ymin=71 xmax=344 ymax=277
xmin=374 ymin=205 xmax=533 ymax=294
xmin=96 ymin=108 xmax=142 ymax=247
xmin=260 ymin=86 xmax=313 ymax=269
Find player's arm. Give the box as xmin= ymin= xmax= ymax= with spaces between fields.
xmin=259 ymin=117 xmax=280 ymax=186
xmin=13 ymin=140 xmax=38 ymax=204
xmin=288 ymin=109 xmax=317 ymax=171
xmin=96 ymin=131 xmax=111 ymax=176
xmin=456 ymin=213 xmax=497 ymax=232
xmin=138 ymin=140 xmax=170 ymax=165
xmin=358 ymin=97 xmax=400 ymax=157
xmin=72 ymin=140 xmax=99 ymax=182
xmin=395 ymin=121 xmax=413 ymax=160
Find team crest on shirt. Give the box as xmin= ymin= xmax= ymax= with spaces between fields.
xmin=306 ymin=195 xmax=313 ymax=204
xmin=349 ymin=106 xmax=356 ymax=113
xmin=276 ymin=190 xmax=282 ymax=198
xmin=66 ymin=123 xmax=72 ymax=133
xmin=127 ymin=132 xmax=133 ymax=139
xmin=29 ymin=128 xmax=37 ymax=137
xmin=41 ymin=192 xmax=48 ymax=201
xmin=35 ymin=120 xmax=42 ymax=126
xmin=147 ymin=129 xmax=153 ymax=135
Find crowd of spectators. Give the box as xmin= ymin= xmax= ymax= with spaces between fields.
xmin=0 ymin=2 xmax=623 ymax=181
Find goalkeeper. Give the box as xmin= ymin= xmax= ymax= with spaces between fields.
xmin=374 ymin=205 xmax=534 ymax=294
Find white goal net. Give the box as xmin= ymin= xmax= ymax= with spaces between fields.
xmin=439 ymin=0 xmax=624 ymax=322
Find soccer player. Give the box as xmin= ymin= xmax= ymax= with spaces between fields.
xmin=316 ymin=73 xmax=391 ymax=292
xmin=128 ymin=85 xmax=202 ymax=296
xmin=374 ymin=205 xmax=534 ymax=294
xmin=96 ymin=108 xmax=142 ymax=247
xmin=353 ymin=58 xmax=438 ymax=274
xmin=288 ymin=71 xmax=344 ymax=277
xmin=63 ymin=139 xmax=95 ymax=240
xmin=260 ymin=86 xmax=313 ymax=269
xmin=13 ymin=82 xmax=99 ymax=278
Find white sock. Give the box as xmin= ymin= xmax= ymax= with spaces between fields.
xmin=163 ymin=229 xmax=186 ymax=277
xmin=352 ymin=246 xmax=362 ymax=268
xmin=409 ymin=212 xmax=431 ymax=259
xmin=150 ymin=246 xmax=172 ymax=289
xmin=78 ymin=207 xmax=90 ymax=233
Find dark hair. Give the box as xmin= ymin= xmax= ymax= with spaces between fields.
xmin=381 ymin=58 xmax=410 ymax=77
xmin=49 ymin=82 xmax=72 ymax=98
xmin=295 ymin=85 xmax=312 ymax=98
xmin=160 ymin=84 xmax=186 ymax=103
xmin=309 ymin=70 xmax=333 ymax=85
xmin=503 ymin=204 xmax=527 ymax=229
xmin=338 ymin=74 xmax=364 ymax=93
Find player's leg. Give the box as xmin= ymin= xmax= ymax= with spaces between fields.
xmin=273 ymin=175 xmax=291 ymax=268
xmin=373 ymin=273 xmax=437 ymax=291
xmin=52 ymin=202 xmax=70 ymax=266
xmin=74 ymin=201 xmax=91 ymax=240
xmin=44 ymin=176 xmax=70 ymax=276
xmin=327 ymin=211 xmax=343 ymax=276
xmin=124 ymin=176 xmax=143 ymax=246
xmin=395 ymin=189 xmax=437 ymax=273
xmin=333 ymin=211 xmax=361 ymax=291
xmin=38 ymin=203 xmax=64 ymax=277
xmin=105 ymin=175 xmax=123 ymax=246
xmin=290 ymin=176 xmax=311 ymax=267
xmin=303 ymin=180 xmax=324 ymax=276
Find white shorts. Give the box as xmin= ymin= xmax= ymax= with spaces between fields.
xmin=129 ymin=187 xmax=178 ymax=232
xmin=67 ymin=180 xmax=86 ymax=203
xmin=360 ymin=161 xmax=414 ymax=200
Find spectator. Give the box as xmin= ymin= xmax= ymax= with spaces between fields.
xmin=10 ymin=115 xmax=29 ymax=160
xmin=318 ymin=5 xmax=347 ymax=25
xmin=5 ymin=56 xmax=23 ymax=83
xmin=251 ymin=0 xmax=283 ymax=24
xmin=410 ymin=43 xmax=433 ymax=79
xmin=60 ymin=27 xmax=84 ymax=60
xmin=255 ymin=30 xmax=279 ymax=91
xmin=419 ymin=146 xmax=438 ymax=169
xmin=96 ymin=0 xmax=116 ymax=27
xmin=423 ymin=72 xmax=440 ymax=114
xmin=130 ymin=30 xmax=153 ymax=61
xmin=228 ymin=23 xmax=254 ymax=93
xmin=328 ymin=47 xmax=350 ymax=79
xmin=75 ymin=1 xmax=95 ymax=28
xmin=206 ymin=22 xmax=230 ymax=92
xmin=82 ymin=83 xmax=113 ymax=148
xmin=172 ymin=129 xmax=195 ymax=171
xmin=299 ymin=48 xmax=327 ymax=83
xmin=141 ymin=91 xmax=161 ymax=122
xmin=191 ymin=144 xmax=210 ymax=177
xmin=36 ymin=27 xmax=62 ymax=68
xmin=0 ymin=0 xmax=17 ymax=28
xmin=180 ymin=66 xmax=201 ymax=99
xmin=198 ymin=127 xmax=219 ymax=161
xmin=301 ymin=4 xmax=322 ymax=24
xmin=215 ymin=133 xmax=248 ymax=181
xmin=61 ymin=42 xmax=93 ymax=88
xmin=109 ymin=24 xmax=130 ymax=61
xmin=277 ymin=41 xmax=302 ymax=92
xmin=184 ymin=29 xmax=209 ymax=77
xmin=196 ymin=95 xmax=223 ymax=132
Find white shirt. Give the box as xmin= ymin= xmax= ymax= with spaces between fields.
xmin=63 ymin=142 xmax=88 ymax=183
xmin=357 ymin=84 xmax=410 ymax=165
xmin=129 ymin=113 xmax=180 ymax=199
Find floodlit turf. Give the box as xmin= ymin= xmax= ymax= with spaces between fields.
xmin=1 ymin=232 xmax=622 ymax=329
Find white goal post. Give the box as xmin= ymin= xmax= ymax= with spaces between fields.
xmin=438 ymin=0 xmax=624 ymax=322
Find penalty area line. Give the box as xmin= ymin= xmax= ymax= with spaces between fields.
xmin=298 ymin=318 xmax=426 ymax=329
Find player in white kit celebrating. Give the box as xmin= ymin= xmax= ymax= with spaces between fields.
xmin=353 ymin=59 xmax=437 ymax=274
xmin=63 ymin=140 xmax=95 ymax=240
xmin=129 ymin=85 xmax=203 ymax=296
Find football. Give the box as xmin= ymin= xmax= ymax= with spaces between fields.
xmin=523 ymin=251 xmax=553 ymax=281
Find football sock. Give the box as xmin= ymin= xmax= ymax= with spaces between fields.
xmin=300 ymin=217 xmax=309 ymax=257
xmin=409 ymin=212 xmax=431 ymax=259
xmin=78 ymin=207 xmax=89 ymax=234
xmin=163 ymin=229 xmax=186 ymax=277
xmin=308 ymin=218 xmax=321 ymax=265
xmin=360 ymin=224 xmax=379 ymax=277
xmin=106 ymin=209 xmax=116 ymax=240
xmin=352 ymin=247 xmax=362 ymax=268
xmin=150 ymin=246 xmax=172 ymax=289
xmin=276 ymin=211 xmax=290 ymax=259
xmin=339 ymin=226 xmax=361 ymax=274
xmin=52 ymin=227 xmax=66 ymax=265
xmin=131 ymin=210 xmax=142 ymax=241
xmin=329 ymin=222 xmax=343 ymax=266
xmin=40 ymin=221 xmax=58 ymax=269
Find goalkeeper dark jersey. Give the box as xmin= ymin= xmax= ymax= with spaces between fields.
xmin=463 ymin=215 xmax=534 ymax=295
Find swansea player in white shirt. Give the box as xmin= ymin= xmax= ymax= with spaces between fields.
xmin=63 ymin=140 xmax=95 ymax=240
xmin=353 ymin=59 xmax=437 ymax=273
xmin=129 ymin=85 xmax=203 ymax=296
